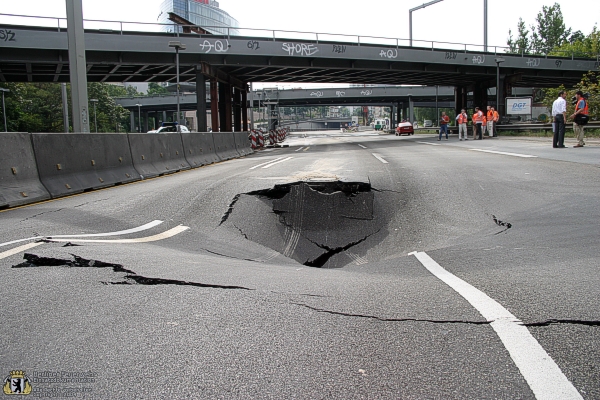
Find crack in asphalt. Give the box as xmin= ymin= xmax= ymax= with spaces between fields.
xmin=492 ymin=215 xmax=512 ymax=235
xmin=73 ymin=198 xmax=110 ymax=208
xmin=303 ymin=230 xmax=379 ymax=268
xmin=233 ymin=224 xmax=249 ymax=240
xmin=293 ymin=303 xmax=490 ymax=325
xmin=522 ymin=319 xmax=600 ymax=327
xmin=20 ymin=208 xmax=65 ymax=223
xmin=219 ymin=194 xmax=241 ymax=226
xmin=201 ymin=248 xmax=256 ymax=262
xmin=12 ymin=253 xmax=252 ymax=291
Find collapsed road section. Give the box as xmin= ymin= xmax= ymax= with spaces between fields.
xmin=221 ymin=181 xmax=387 ymax=268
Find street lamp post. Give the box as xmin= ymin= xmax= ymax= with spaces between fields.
xmin=169 ymin=41 xmax=187 ymax=132
xmin=495 ymin=57 xmax=505 ymax=114
xmin=90 ymin=99 xmax=98 ymax=133
xmin=135 ymin=103 xmax=142 ymax=132
xmin=409 ymin=0 xmax=444 ymax=47
xmin=0 ymin=88 xmax=9 ymax=132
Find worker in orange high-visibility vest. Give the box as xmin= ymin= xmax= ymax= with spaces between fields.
xmin=492 ymin=107 xmax=499 ymax=137
xmin=474 ymin=107 xmax=484 ymax=140
xmin=438 ymin=112 xmax=450 ymax=140
xmin=571 ymin=90 xmax=589 ymax=147
xmin=457 ymin=109 xmax=469 ymax=141
xmin=486 ymin=106 xmax=495 ymax=137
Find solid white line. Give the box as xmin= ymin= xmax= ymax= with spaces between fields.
xmin=372 ymin=153 xmax=389 ymax=164
xmin=0 ymin=242 xmax=44 ymax=260
xmin=295 ymin=147 xmax=304 ymax=152
xmin=469 ymin=149 xmax=538 ymax=158
xmin=411 ymin=251 xmax=583 ymax=400
xmin=0 ymin=220 xmax=164 ymax=248
xmin=249 ymin=157 xmax=284 ymax=170
xmin=358 ymin=144 xmax=368 ymax=149
xmin=262 ymin=157 xmax=293 ymax=169
xmin=417 ymin=141 xmax=441 ymax=146
xmin=46 ymin=225 xmax=189 ymax=244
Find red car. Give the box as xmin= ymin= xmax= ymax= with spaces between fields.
xmin=395 ymin=122 xmax=414 ymax=136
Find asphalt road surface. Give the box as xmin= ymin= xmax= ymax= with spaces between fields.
xmin=1 ymin=132 xmax=598 ymax=399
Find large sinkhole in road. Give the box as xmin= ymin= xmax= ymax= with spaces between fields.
xmin=221 ymin=181 xmax=388 ymax=268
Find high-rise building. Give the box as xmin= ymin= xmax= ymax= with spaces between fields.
xmin=158 ymin=0 xmax=239 ymax=35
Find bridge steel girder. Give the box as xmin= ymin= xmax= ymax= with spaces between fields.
xmin=1 ymin=26 xmax=597 ymax=88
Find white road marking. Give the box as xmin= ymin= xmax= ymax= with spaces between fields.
xmin=303 ymin=147 xmax=310 ymax=152
xmin=358 ymin=144 xmax=368 ymax=149
xmin=249 ymin=157 xmax=284 ymax=170
xmin=469 ymin=149 xmax=538 ymax=158
xmin=410 ymin=251 xmax=583 ymax=400
xmin=46 ymin=225 xmax=189 ymax=244
xmin=262 ymin=157 xmax=293 ymax=169
xmin=295 ymin=147 xmax=305 ymax=152
xmin=372 ymin=153 xmax=389 ymax=164
xmin=417 ymin=141 xmax=441 ymax=146
xmin=0 ymin=242 xmax=44 ymax=260
xmin=0 ymin=220 xmax=164 ymax=248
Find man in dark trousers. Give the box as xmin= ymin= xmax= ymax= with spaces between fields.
xmin=551 ymin=91 xmax=567 ymax=148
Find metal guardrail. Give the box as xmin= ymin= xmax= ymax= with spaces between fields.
xmin=0 ymin=13 xmax=598 ymax=60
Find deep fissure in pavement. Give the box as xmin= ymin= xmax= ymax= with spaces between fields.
xmin=221 ymin=181 xmax=387 ymax=268
xmin=13 ymin=253 xmax=252 ymax=290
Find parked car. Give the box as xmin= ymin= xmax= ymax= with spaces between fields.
xmin=147 ymin=123 xmax=190 ymax=133
xmin=395 ymin=122 xmax=414 ymax=136
xmin=423 ymin=120 xmax=433 ymax=127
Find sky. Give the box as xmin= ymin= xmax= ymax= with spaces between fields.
xmin=1 ymin=0 xmax=598 ymax=89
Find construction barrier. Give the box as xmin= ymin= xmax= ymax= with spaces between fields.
xmin=181 ymin=132 xmax=220 ymax=168
xmin=128 ymin=133 xmax=191 ymax=179
xmin=0 ymin=133 xmax=51 ymax=208
xmin=212 ymin=132 xmax=240 ymax=161
xmin=234 ymin=131 xmax=254 ymax=157
xmin=257 ymin=130 xmax=264 ymax=148
xmin=31 ymin=133 xmax=140 ymax=198
xmin=250 ymin=130 xmax=257 ymax=150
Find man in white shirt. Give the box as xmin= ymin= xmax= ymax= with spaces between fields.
xmin=551 ymin=91 xmax=567 ymax=148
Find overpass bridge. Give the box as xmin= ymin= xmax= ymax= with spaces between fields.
xmin=1 ymin=15 xmax=597 ymax=131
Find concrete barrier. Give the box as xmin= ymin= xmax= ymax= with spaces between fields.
xmin=233 ymin=131 xmax=253 ymax=157
xmin=212 ymin=132 xmax=241 ymax=161
xmin=0 ymin=133 xmax=51 ymax=208
xmin=31 ymin=133 xmax=140 ymax=198
xmin=181 ymin=132 xmax=220 ymax=168
xmin=128 ymin=133 xmax=191 ymax=179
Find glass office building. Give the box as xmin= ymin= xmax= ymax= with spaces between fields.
xmin=159 ymin=0 xmax=239 ymax=35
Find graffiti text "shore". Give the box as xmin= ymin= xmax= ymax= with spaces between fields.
xmin=282 ymin=43 xmax=319 ymax=56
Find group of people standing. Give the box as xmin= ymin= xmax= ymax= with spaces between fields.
xmin=438 ymin=106 xmax=499 ymax=141
xmin=552 ymin=90 xmax=588 ymax=148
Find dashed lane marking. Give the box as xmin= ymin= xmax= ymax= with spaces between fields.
xmin=262 ymin=157 xmax=293 ymax=169
xmin=249 ymin=157 xmax=285 ymax=170
xmin=371 ymin=153 xmax=389 ymax=164
xmin=417 ymin=141 xmax=441 ymax=146
xmin=410 ymin=251 xmax=583 ymax=400
xmin=0 ymin=242 xmax=44 ymax=261
xmin=358 ymin=144 xmax=368 ymax=149
xmin=469 ymin=149 xmax=538 ymax=158
xmin=295 ymin=147 xmax=305 ymax=152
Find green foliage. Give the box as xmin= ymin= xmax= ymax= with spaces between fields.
xmin=0 ymin=82 xmax=131 ymax=133
xmin=542 ymin=70 xmax=599 ymax=121
xmin=147 ymin=83 xmax=169 ymax=96
xmin=507 ymin=18 xmax=531 ymax=54
xmin=550 ymin=26 xmax=600 ymax=58
xmin=530 ymin=3 xmax=571 ymax=54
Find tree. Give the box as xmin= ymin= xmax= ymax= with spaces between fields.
xmin=507 ymin=18 xmax=531 ymax=54
xmin=530 ymin=3 xmax=571 ymax=55
xmin=147 ymin=82 xmax=169 ymax=96
xmin=542 ymin=70 xmax=598 ymax=121
xmin=551 ymin=26 xmax=600 ymax=58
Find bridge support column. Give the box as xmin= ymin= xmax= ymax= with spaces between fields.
xmin=196 ymin=70 xmax=207 ymax=132
xmin=211 ymin=78 xmax=219 ymax=131
xmin=219 ymin=82 xmax=232 ymax=132
xmin=497 ymin=77 xmax=506 ymax=117
xmin=397 ymin=103 xmax=402 ymax=123
xmin=391 ymin=104 xmax=396 ymax=130
xmin=143 ymin=111 xmax=149 ymax=133
xmin=408 ymin=96 xmax=415 ymax=124
xmin=65 ymin=0 xmax=89 ymax=133
xmin=130 ymin=111 xmax=135 ymax=133
xmin=162 ymin=111 xmax=167 ymax=125
xmin=242 ymin=90 xmax=248 ymax=131
xmin=472 ymin=83 xmax=489 ymax=111
xmin=233 ymin=88 xmax=242 ymax=132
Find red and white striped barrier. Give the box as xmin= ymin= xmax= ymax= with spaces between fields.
xmin=250 ymin=130 xmax=257 ymax=149
xmin=257 ymin=130 xmax=264 ymax=147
